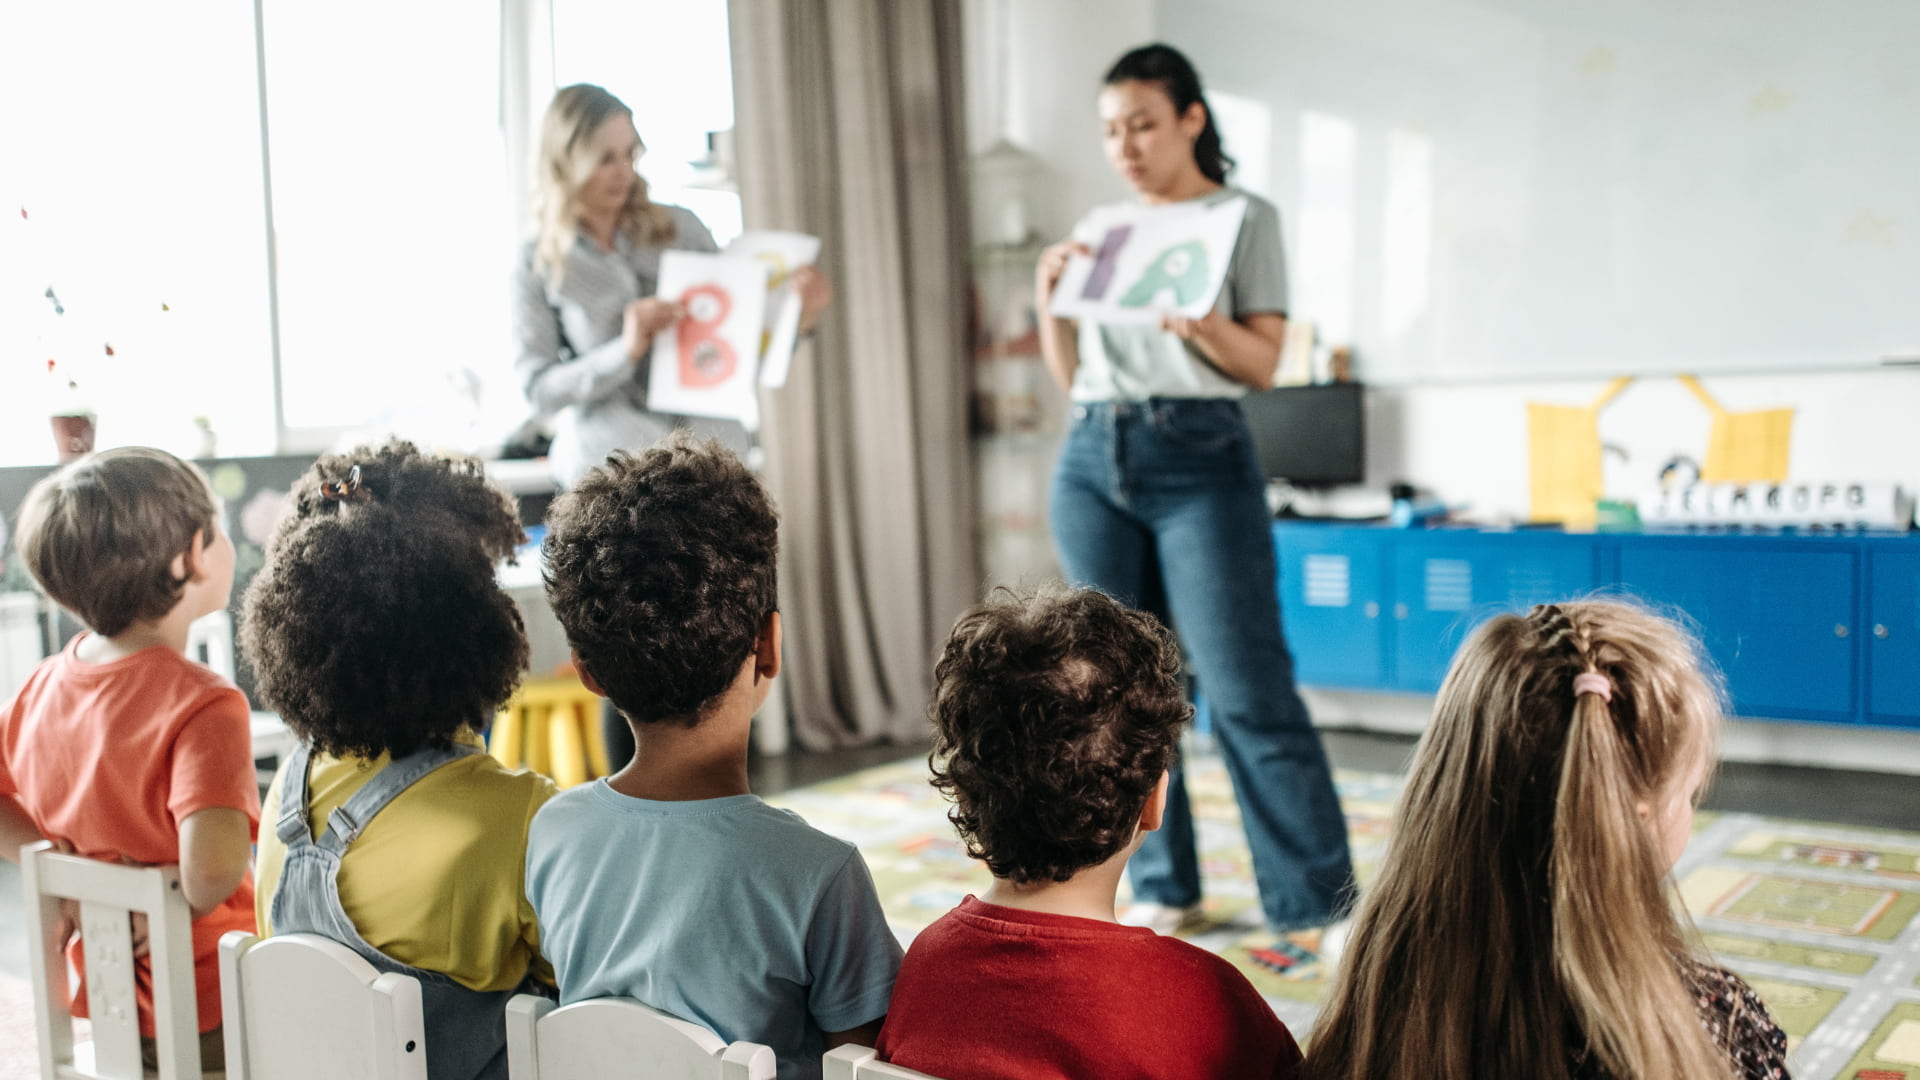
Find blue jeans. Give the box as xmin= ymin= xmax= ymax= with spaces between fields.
xmin=1050 ymin=398 xmax=1356 ymax=929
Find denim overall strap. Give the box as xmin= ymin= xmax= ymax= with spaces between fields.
xmin=274 ymin=741 xmax=479 ymax=852
xmin=269 ymin=740 xmax=517 ymax=1080
xmin=273 ymin=741 xmax=316 ymax=847
xmin=316 ymin=742 xmax=481 ymax=854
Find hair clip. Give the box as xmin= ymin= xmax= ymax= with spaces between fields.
xmin=319 ymin=465 xmax=369 ymax=502
xmin=1572 ymin=671 xmax=1613 ymax=704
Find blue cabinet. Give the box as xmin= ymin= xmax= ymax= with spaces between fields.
xmin=1274 ymin=526 xmax=1390 ymax=689
xmin=1867 ymin=546 xmax=1920 ymax=725
xmin=1390 ymin=532 xmax=1600 ymax=692
xmin=1272 ymin=523 xmax=1920 ymax=729
xmin=1615 ymin=539 xmax=1857 ymax=721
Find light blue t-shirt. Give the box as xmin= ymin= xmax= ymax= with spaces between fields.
xmin=525 ymin=783 xmax=902 ymax=1080
xmin=1070 ymin=187 xmax=1290 ymax=402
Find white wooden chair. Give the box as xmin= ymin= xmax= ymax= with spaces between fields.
xmin=21 ymin=840 xmax=214 ymax=1080
xmin=822 ymin=1046 xmax=948 ymax=1080
xmin=218 ymin=932 xmax=427 ymax=1080
xmin=185 ymin=611 xmax=297 ymax=786
xmin=185 ymin=611 xmax=236 ymax=682
xmin=504 ymin=995 xmax=776 ymax=1080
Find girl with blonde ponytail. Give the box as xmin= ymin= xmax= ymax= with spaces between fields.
xmin=1303 ymin=600 xmax=1790 ymax=1080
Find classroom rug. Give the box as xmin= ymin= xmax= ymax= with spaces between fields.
xmin=0 ymin=969 xmax=62 ymax=1080
xmin=766 ymin=751 xmax=1920 ymax=1080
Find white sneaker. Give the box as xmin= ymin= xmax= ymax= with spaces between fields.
xmin=1118 ymin=901 xmax=1203 ymax=934
xmin=1315 ymin=917 xmax=1352 ymax=966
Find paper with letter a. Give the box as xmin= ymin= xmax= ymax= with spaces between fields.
xmin=647 ymin=250 xmax=769 ymax=421
xmin=1048 ymin=196 xmax=1248 ymax=325
xmin=724 ymin=229 xmax=823 ymax=388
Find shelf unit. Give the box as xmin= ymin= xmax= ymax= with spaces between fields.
xmin=971 ymin=242 xmax=1065 ymax=587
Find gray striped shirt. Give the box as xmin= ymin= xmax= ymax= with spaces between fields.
xmin=513 ymin=206 xmax=747 ymax=484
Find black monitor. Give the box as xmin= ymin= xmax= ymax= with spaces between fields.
xmin=1239 ymin=383 xmax=1365 ymax=488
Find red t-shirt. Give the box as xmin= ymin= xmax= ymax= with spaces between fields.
xmin=0 ymin=636 xmax=260 ymax=1035
xmin=876 ymin=896 xmax=1302 ymax=1080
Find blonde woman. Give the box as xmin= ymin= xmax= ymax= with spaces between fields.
xmin=1303 ymin=601 xmax=1790 ymax=1080
xmin=513 ymin=83 xmax=831 ymax=487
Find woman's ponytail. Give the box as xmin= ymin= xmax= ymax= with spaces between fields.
xmin=1191 ymin=112 xmax=1232 ymax=185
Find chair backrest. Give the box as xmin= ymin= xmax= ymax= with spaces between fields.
xmin=505 ymin=995 xmax=776 ymax=1080
xmin=218 ymin=932 xmax=427 ymax=1080
xmin=822 ymin=1046 xmax=949 ymax=1080
xmin=186 ymin=610 xmax=236 ymax=681
xmin=21 ymin=840 xmax=202 ymax=1080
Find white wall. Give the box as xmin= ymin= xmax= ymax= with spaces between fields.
xmin=963 ymin=0 xmax=1151 ymax=240
xmin=1369 ymin=369 xmax=1920 ymax=522
xmin=975 ymin=0 xmax=1920 ymax=769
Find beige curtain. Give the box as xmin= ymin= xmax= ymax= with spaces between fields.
xmin=728 ymin=0 xmax=977 ymax=748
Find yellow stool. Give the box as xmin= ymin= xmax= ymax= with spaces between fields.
xmin=490 ymin=675 xmax=610 ymax=788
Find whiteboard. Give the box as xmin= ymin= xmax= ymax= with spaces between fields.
xmin=1160 ymin=0 xmax=1920 ymax=384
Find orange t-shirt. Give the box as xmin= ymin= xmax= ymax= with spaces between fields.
xmin=0 ymin=634 xmax=261 ymax=1035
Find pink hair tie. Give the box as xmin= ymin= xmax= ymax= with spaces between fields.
xmin=1572 ymin=672 xmax=1612 ymax=703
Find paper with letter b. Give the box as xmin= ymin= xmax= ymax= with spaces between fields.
xmin=647 ymin=250 xmax=769 ymax=421
xmin=725 ymin=229 xmax=823 ymax=388
xmin=1049 ymin=196 xmax=1248 ymax=325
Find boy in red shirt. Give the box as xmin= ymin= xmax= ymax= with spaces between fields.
xmin=876 ymin=586 xmax=1302 ymax=1080
xmin=0 ymin=447 xmax=258 ymax=1069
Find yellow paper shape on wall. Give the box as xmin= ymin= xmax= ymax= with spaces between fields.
xmin=1529 ymin=377 xmax=1632 ymax=528
xmin=1678 ymin=375 xmax=1793 ymax=483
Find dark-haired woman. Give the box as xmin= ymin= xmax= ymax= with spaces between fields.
xmin=1036 ymin=43 xmax=1355 ymax=937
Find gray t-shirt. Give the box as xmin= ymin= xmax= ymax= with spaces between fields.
xmin=526 ymin=784 xmax=903 ymax=1080
xmin=1070 ymin=187 xmax=1289 ymax=402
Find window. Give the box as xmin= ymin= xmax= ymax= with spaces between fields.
xmin=0 ymin=3 xmax=274 ymax=465
xmin=260 ymin=0 xmax=515 ymax=445
xmin=552 ymin=0 xmax=741 ymax=247
xmin=0 ymin=1 xmax=740 ymax=468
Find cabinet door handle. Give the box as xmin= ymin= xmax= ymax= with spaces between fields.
xmin=1394 ymin=603 xmax=1409 ymax=620
xmin=1875 ymin=623 xmax=1890 ymax=640
xmin=1834 ymin=624 xmax=1850 ymax=639
xmin=1363 ymin=601 xmax=1380 ymax=619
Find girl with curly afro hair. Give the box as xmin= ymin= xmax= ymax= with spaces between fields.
xmin=242 ymin=440 xmax=556 ymax=1080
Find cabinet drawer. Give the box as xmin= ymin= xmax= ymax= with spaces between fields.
xmin=1618 ymin=541 xmax=1857 ymax=720
xmin=1867 ymin=549 xmax=1920 ymax=724
xmin=1391 ymin=534 xmax=1600 ymax=692
xmin=1275 ymin=526 xmax=1390 ymax=688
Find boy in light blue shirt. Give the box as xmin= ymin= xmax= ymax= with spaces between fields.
xmin=526 ymin=435 xmax=900 ymax=1080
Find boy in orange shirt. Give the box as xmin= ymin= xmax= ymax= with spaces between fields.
xmin=0 ymin=447 xmax=258 ymax=1069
